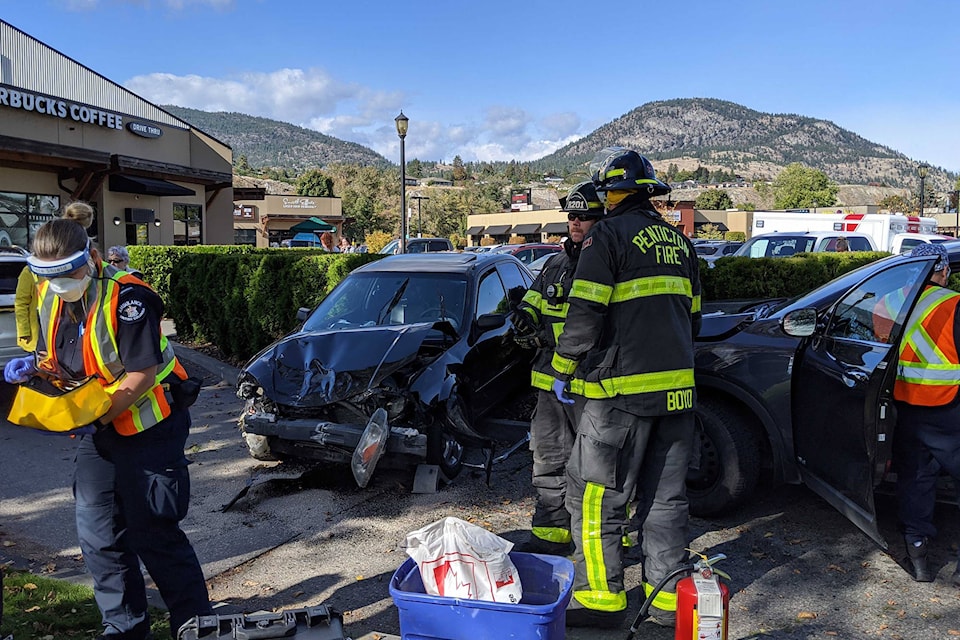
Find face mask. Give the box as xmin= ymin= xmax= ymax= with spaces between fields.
xmin=48 ymin=275 xmax=91 ymax=302
xmin=604 ymin=190 xmax=630 ymax=209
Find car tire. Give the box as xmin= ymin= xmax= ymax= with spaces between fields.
xmin=427 ymin=428 xmax=464 ymax=480
xmin=686 ymin=397 xmax=760 ymax=517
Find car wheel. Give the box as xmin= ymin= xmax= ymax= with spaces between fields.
xmin=427 ymin=428 xmax=464 ymax=480
xmin=686 ymin=397 xmax=760 ymax=517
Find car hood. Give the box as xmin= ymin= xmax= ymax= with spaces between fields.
xmin=243 ymin=323 xmax=442 ymax=406
xmin=697 ymin=311 xmax=755 ymax=340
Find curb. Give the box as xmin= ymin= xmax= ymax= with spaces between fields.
xmin=169 ymin=339 xmax=242 ymax=388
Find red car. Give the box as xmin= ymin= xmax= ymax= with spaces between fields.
xmin=491 ymin=243 xmax=561 ymax=267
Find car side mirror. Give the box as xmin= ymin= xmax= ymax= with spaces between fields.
xmin=475 ymin=313 xmax=506 ymax=332
xmin=296 ymin=307 xmax=311 ymax=322
xmin=782 ymin=308 xmax=817 ymax=337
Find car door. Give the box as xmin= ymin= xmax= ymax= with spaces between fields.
xmin=791 ymin=259 xmax=932 ymax=548
xmin=460 ymin=266 xmax=514 ymax=414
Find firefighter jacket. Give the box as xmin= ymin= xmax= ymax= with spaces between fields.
xmin=517 ymin=238 xmax=582 ymax=391
xmin=894 ymin=284 xmax=960 ymax=407
xmin=36 ymin=264 xmax=189 ymax=435
xmin=551 ymin=197 xmax=702 ymax=415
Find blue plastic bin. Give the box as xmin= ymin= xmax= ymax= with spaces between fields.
xmin=389 ymin=551 xmax=574 ymax=640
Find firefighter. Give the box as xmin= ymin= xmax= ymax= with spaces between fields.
xmin=511 ymin=181 xmax=604 ymax=555
xmin=894 ymin=242 xmax=960 ymax=585
xmin=551 ymin=149 xmax=701 ymax=629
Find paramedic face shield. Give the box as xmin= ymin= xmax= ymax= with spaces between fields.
xmin=28 ymin=242 xmax=94 ymax=302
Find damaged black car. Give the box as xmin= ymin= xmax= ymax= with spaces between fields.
xmin=236 ymin=253 xmax=535 ymax=486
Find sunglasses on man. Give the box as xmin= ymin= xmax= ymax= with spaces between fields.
xmin=108 ymin=258 xmax=125 ymax=265
xmin=567 ymin=213 xmax=598 ymax=222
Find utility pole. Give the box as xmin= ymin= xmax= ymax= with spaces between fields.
xmin=411 ymin=195 xmax=430 ymax=238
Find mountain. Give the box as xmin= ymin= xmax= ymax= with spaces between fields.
xmin=533 ymin=98 xmax=953 ymax=191
xmin=162 ymin=105 xmax=390 ymax=170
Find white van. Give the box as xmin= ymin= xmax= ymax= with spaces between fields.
xmin=733 ymin=231 xmax=876 ymax=258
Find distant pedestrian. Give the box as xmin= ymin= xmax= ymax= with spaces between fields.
xmin=106 ymin=245 xmax=144 ymax=279
xmin=835 ymin=236 xmax=849 ymax=252
xmin=320 ymin=231 xmax=337 ymax=252
xmin=338 ymin=236 xmax=352 ymax=253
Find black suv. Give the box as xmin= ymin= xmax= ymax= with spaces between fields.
xmin=237 ymin=253 xmax=534 ymax=484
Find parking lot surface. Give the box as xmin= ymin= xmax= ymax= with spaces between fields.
xmin=1 ymin=343 xmax=958 ymax=639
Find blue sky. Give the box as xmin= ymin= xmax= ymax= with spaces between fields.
xmin=4 ymin=0 xmax=960 ymax=173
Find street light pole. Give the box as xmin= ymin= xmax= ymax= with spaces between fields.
xmin=395 ymin=111 xmax=409 ymax=254
xmin=411 ymin=195 xmax=429 ymax=238
xmin=917 ymin=162 xmax=930 ymax=217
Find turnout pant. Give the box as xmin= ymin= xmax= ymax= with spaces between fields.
xmin=530 ymin=389 xmax=583 ymax=543
xmin=894 ymin=402 xmax=960 ymax=544
xmin=74 ymin=409 xmax=212 ymax=638
xmin=565 ymin=400 xmax=694 ymax=613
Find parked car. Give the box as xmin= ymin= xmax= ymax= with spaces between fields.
xmin=380 ymin=238 xmax=454 ymax=255
xmin=491 ymin=243 xmax=561 ymax=266
xmin=695 ymin=241 xmax=743 ymax=267
xmin=733 ymin=231 xmax=876 ymax=257
xmin=236 ymin=253 xmax=535 ymax=485
xmin=525 ymin=252 xmax=554 ymax=278
xmin=690 ymin=249 xmax=953 ymax=548
xmin=0 ymin=247 xmax=29 ymax=368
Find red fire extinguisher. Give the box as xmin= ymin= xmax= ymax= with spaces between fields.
xmin=626 ymin=551 xmax=730 ymax=640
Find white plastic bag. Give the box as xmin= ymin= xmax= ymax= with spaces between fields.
xmin=405 ymin=516 xmax=523 ymax=603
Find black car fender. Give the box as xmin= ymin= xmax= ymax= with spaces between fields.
xmin=695 ymin=372 xmax=799 ymax=484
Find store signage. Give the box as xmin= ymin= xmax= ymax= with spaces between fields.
xmin=281 ymin=197 xmax=317 ymax=210
xmin=0 ymin=84 xmax=123 ymax=130
xmin=127 ymin=121 xmax=162 ymax=138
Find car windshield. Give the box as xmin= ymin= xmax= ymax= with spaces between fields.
xmin=736 ymin=235 xmax=817 ymax=258
xmin=302 ymin=272 xmax=468 ymax=333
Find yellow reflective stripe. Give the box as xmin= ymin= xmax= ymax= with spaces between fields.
xmin=573 ymin=369 xmax=694 ymax=398
xmin=570 ymin=279 xmax=612 ymax=305
xmin=610 ymin=276 xmax=692 ymax=303
xmin=643 ymin=582 xmax=678 ymax=611
xmin=532 ymin=527 xmax=572 ymax=544
xmin=552 ymin=353 xmax=577 ymax=376
xmin=521 ymin=291 xmax=542 ymax=323
xmin=692 ymin=294 xmax=701 ymax=314
xmin=531 ymin=370 xmax=555 ymax=391
xmin=582 ymin=482 xmax=607 ymax=595
xmin=541 ymin=303 xmax=568 ymax=318
xmin=604 ymin=168 xmax=626 ymax=180
xmin=552 ymin=322 xmax=563 ymax=343
xmin=572 ymin=589 xmax=627 ymax=611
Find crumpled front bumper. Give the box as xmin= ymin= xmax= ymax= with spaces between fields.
xmin=241 ymin=413 xmax=428 ymax=462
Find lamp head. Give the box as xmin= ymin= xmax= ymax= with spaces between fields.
xmin=395 ymin=111 xmax=409 ymax=138
xmin=918 ymin=163 xmax=930 ymax=178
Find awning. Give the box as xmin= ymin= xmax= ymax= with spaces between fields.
xmin=542 ymin=222 xmax=569 ymax=234
xmin=289 ymin=216 xmax=336 ymax=233
xmin=465 ymin=225 xmax=485 ymax=235
xmin=109 ymin=174 xmax=195 ymax=197
xmin=511 ymin=223 xmax=541 ymax=235
xmin=484 ymin=225 xmax=512 ymax=235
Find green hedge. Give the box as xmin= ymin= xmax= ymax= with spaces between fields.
xmin=127 ymin=246 xmax=384 ymax=361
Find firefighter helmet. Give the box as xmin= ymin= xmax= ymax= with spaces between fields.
xmin=592 ymin=149 xmax=671 ymax=197
xmin=559 ymin=181 xmax=604 ymax=217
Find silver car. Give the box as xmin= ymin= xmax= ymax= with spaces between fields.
xmin=0 ymin=247 xmax=30 ymax=368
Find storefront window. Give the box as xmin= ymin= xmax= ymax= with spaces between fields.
xmin=0 ymin=192 xmax=60 ymax=250
xmin=126 ymin=224 xmax=149 ymax=246
xmin=173 ymin=203 xmax=202 ymax=246
xmin=235 ymin=228 xmax=257 ymax=246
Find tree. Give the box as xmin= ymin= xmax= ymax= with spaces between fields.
xmin=876 ymin=193 xmax=912 ymax=214
xmin=771 ymin=163 xmax=838 ymax=209
xmin=694 ymin=190 xmax=734 ymax=210
xmin=407 ymin=158 xmax=423 ymax=179
xmin=295 ymin=169 xmax=334 ymax=197
xmin=452 ymin=156 xmax=468 ymax=182
xmin=235 ymin=154 xmax=252 ymax=175
xmin=697 ymin=223 xmax=725 ymax=240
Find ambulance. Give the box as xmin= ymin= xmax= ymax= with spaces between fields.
xmin=751 ymin=211 xmax=948 ymax=254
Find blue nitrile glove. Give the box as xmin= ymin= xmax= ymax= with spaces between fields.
xmin=4 ymin=355 xmax=35 ymax=384
xmin=552 ymin=378 xmax=575 ymax=405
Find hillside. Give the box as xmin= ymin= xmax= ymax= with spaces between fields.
xmin=534 ymin=98 xmax=953 ymax=191
xmin=163 ymin=105 xmax=390 ymax=170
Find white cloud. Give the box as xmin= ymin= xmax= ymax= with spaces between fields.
xmin=124 ymin=67 xmax=594 ymax=163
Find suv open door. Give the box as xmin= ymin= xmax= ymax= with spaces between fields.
xmin=789 ymin=258 xmax=934 ymax=549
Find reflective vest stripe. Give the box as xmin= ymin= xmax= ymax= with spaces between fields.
xmin=541 ymin=303 xmax=568 ymax=319
xmin=520 ymin=290 xmax=541 ymax=323
xmin=531 ymin=526 xmax=571 ymax=544
xmin=610 ymin=276 xmax=692 ymax=303
xmin=692 ymin=293 xmax=702 ymax=314
xmin=570 ymin=369 xmax=695 ymax=399
xmin=643 ymin=582 xmax=678 ymax=611
xmin=570 ymin=279 xmax=613 ymax=305
xmin=895 ymin=286 xmax=960 ymax=406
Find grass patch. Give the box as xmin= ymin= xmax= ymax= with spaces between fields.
xmin=1 ymin=569 xmax=169 ymax=639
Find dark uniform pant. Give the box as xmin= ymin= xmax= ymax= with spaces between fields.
xmin=894 ymin=402 xmax=960 ymax=544
xmin=530 ymin=389 xmax=583 ymax=543
xmin=74 ymin=408 xmax=212 ymax=638
xmin=565 ymin=400 xmax=693 ymax=613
